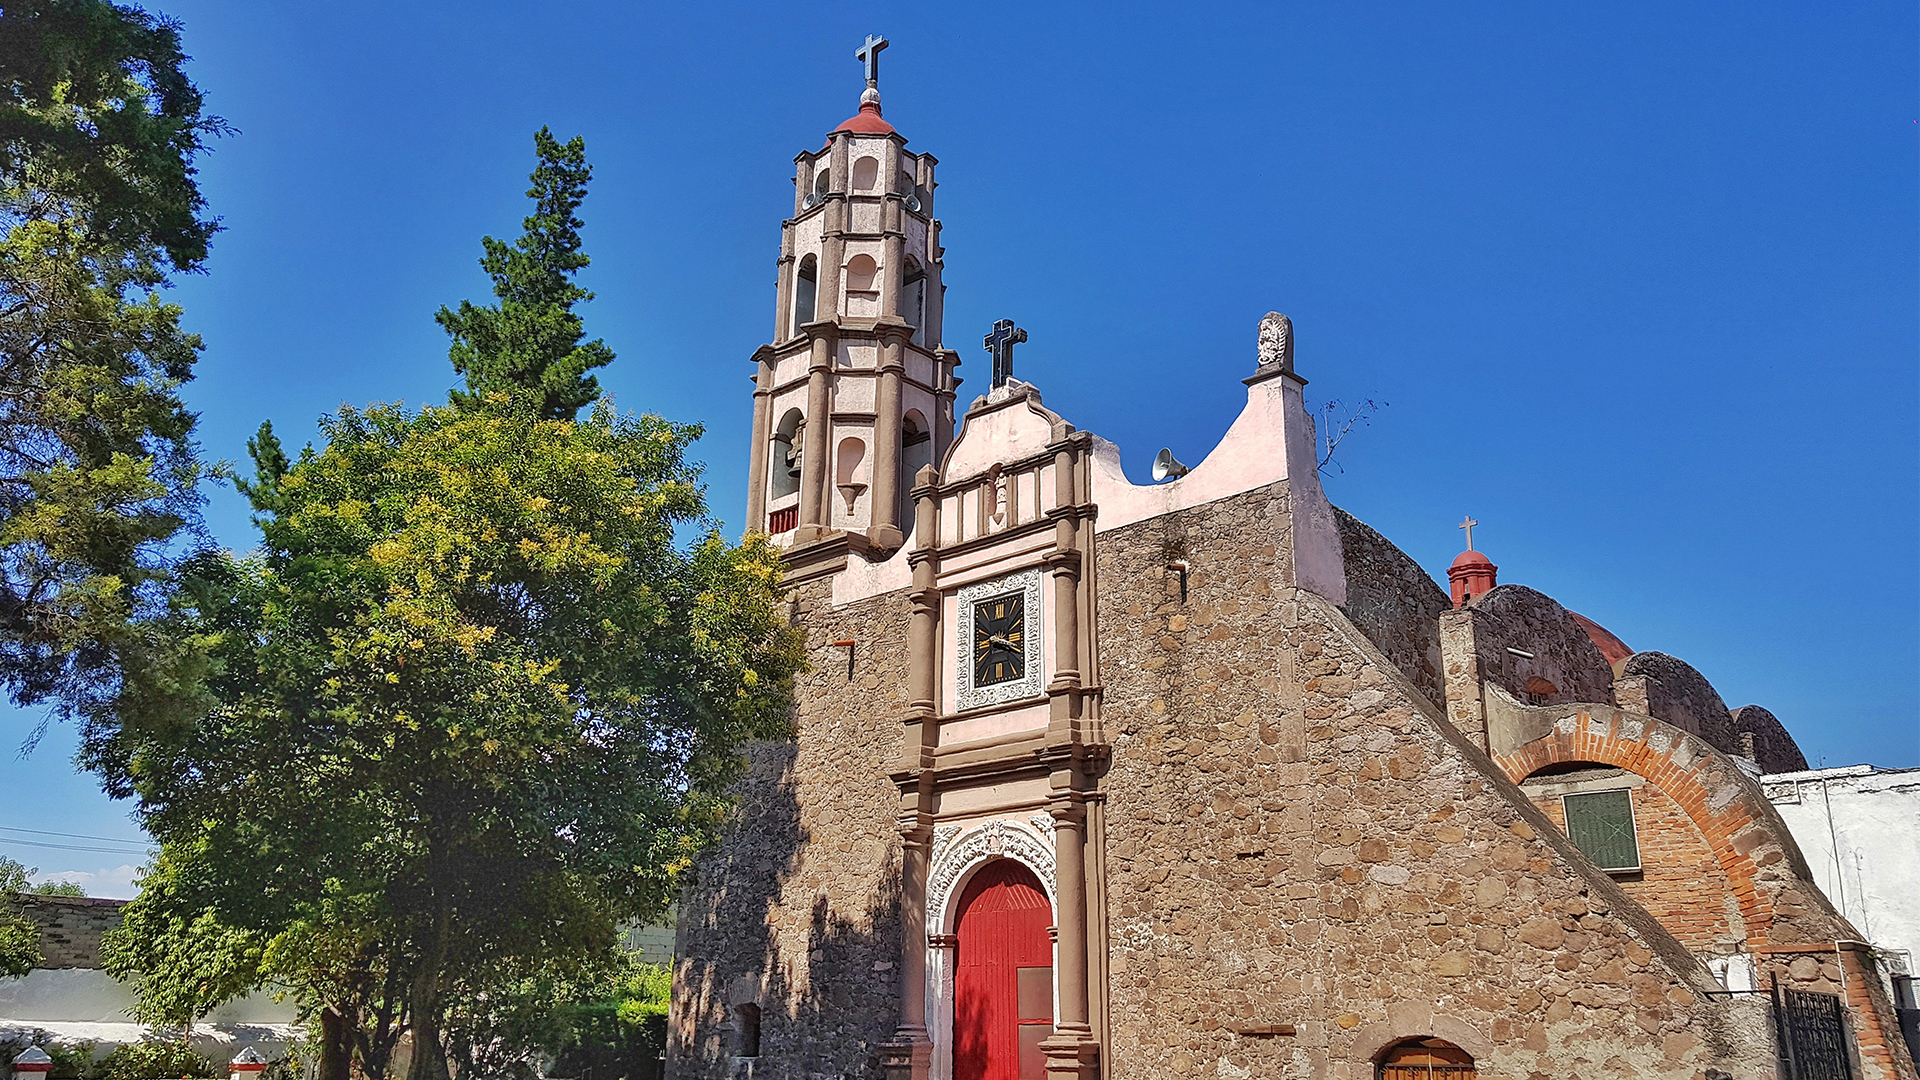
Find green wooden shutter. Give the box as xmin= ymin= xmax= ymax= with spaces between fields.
xmin=1563 ymin=789 xmax=1640 ymax=870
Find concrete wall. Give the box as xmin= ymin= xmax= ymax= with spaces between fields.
xmin=1764 ymin=766 xmax=1920 ymax=975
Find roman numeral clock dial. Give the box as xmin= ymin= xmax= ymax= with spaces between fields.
xmin=971 ymin=592 xmax=1025 ymax=687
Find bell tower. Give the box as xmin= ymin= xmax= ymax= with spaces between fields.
xmin=744 ymin=35 xmax=958 ymax=560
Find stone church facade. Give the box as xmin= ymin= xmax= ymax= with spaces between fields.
xmin=670 ymin=43 xmax=1916 ymax=1080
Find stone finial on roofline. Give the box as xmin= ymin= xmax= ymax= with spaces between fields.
xmin=1256 ymin=312 xmax=1294 ymax=374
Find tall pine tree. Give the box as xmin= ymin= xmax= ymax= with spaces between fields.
xmin=437 ymin=128 xmax=613 ymax=420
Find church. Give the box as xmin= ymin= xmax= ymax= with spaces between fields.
xmin=670 ymin=38 xmax=1916 ymax=1080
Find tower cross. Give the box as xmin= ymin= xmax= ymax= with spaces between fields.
xmin=1458 ymin=515 xmax=1478 ymax=551
xmin=857 ymin=34 xmax=889 ymax=87
xmin=984 ymin=319 xmax=1027 ymax=389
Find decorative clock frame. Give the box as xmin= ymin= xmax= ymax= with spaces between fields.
xmin=953 ymin=567 xmax=1046 ymax=711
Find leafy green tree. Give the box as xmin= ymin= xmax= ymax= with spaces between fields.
xmin=0 ymin=0 xmax=221 ymax=729
xmin=97 ymin=398 xmax=802 ymax=1080
xmin=0 ymin=855 xmax=46 ymax=975
xmin=437 ymin=128 xmax=613 ymax=421
xmin=446 ymin=948 xmax=672 ymax=1080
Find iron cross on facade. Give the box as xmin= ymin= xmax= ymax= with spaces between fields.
xmin=984 ymin=319 xmax=1027 ymax=388
xmin=1458 ymin=515 xmax=1478 ymax=551
xmin=857 ymin=34 xmax=888 ymax=87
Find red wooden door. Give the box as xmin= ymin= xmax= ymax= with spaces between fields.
xmin=954 ymin=860 xmax=1053 ymax=1080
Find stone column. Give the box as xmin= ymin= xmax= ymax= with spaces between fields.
xmin=744 ymin=346 xmax=775 ymax=534
xmin=794 ymin=330 xmax=835 ymax=542
xmin=903 ymin=471 xmax=941 ymax=762
xmin=820 ymin=135 xmax=849 ymax=321
xmin=881 ymin=817 xmax=935 ymax=1080
xmin=884 ymin=480 xmax=941 ymax=1080
xmin=1040 ymin=800 xmax=1099 ymax=1080
xmin=881 ymin=142 xmax=905 ymax=321
xmin=1438 ymin=608 xmax=1489 ymax=752
xmin=1047 ymin=444 xmax=1084 ymax=726
xmin=869 ymin=329 xmax=906 ymax=551
xmin=934 ymin=349 xmax=958 ymax=458
xmin=773 ymin=224 xmax=795 ymax=345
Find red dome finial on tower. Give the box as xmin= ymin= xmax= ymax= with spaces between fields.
xmin=1449 ymin=515 xmax=1497 ymax=608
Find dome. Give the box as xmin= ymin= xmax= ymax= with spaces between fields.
xmin=1569 ymin=612 xmax=1633 ymax=668
xmin=832 ymin=101 xmax=896 ymax=136
xmin=1450 ymin=550 xmax=1495 ymax=570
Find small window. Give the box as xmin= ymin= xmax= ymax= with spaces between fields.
xmin=733 ymin=1003 xmax=760 ymax=1057
xmin=851 ymin=155 xmax=879 ymax=192
xmin=1562 ymin=789 xmax=1640 ymax=872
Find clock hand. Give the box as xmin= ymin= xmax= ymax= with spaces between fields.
xmin=988 ymin=635 xmax=1017 ymax=650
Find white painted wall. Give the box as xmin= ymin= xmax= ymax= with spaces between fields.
xmin=1764 ymin=765 xmax=1920 ymax=976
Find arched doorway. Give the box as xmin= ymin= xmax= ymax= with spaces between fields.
xmin=954 ymin=859 xmax=1052 ymax=1080
xmin=1379 ymin=1037 xmax=1476 ymax=1079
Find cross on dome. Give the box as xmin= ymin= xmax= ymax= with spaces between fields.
xmin=858 ymin=34 xmax=888 ymax=88
xmin=1458 ymin=514 xmax=1478 ymax=551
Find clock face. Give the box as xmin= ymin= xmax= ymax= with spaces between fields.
xmin=972 ymin=591 xmax=1026 ymax=687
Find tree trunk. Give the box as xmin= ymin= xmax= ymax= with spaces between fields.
xmin=319 ymin=1006 xmax=352 ymax=1080
xmin=405 ymin=911 xmax=452 ymax=1080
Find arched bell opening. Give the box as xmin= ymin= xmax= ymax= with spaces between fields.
xmin=767 ymin=409 xmax=804 ymax=534
xmin=792 ymin=254 xmax=818 ymax=334
xmin=902 ymin=256 xmax=927 ymax=345
xmin=901 ymin=410 xmax=932 ymax=539
xmin=1378 ymin=1037 xmax=1476 ymax=1079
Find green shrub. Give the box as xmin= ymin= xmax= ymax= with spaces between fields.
xmin=96 ymin=1041 xmax=212 ymax=1080
xmin=44 ymin=1043 xmax=97 ymax=1079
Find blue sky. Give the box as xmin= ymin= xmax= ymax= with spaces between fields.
xmin=3 ymin=1 xmax=1914 ymax=895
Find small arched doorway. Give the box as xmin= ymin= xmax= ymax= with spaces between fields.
xmin=954 ymin=860 xmax=1053 ymax=1080
xmin=1379 ymin=1037 xmax=1476 ymax=1080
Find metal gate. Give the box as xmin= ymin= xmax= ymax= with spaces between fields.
xmin=1772 ymin=981 xmax=1854 ymax=1080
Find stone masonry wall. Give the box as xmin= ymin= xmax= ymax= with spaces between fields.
xmin=1331 ymin=506 xmax=1448 ymax=710
xmin=1730 ymin=705 xmax=1808 ymax=774
xmin=1521 ymin=779 xmax=1741 ymax=954
xmin=1617 ymin=652 xmax=1737 ymax=756
xmin=671 ymin=578 xmax=910 ymax=1080
xmin=17 ymin=895 xmax=123 ymax=969
xmin=1465 ymin=585 xmax=1616 ymax=708
xmin=1093 ymin=481 xmax=1776 ymax=1080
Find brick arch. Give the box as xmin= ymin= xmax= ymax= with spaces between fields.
xmin=1493 ymin=708 xmax=1826 ymax=949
